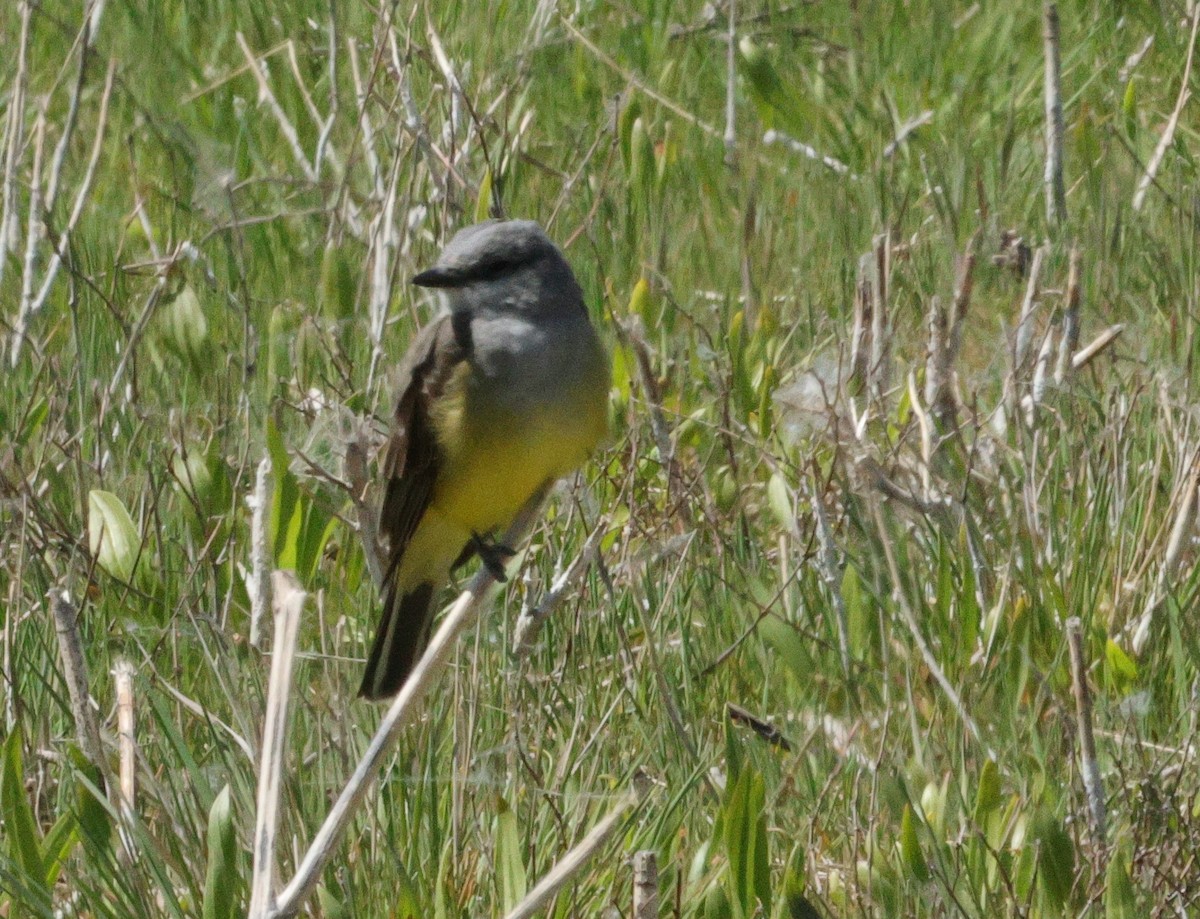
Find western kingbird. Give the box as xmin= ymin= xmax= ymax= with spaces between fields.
xmin=359 ymin=220 xmax=609 ymax=700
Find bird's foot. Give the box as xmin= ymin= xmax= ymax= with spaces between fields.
xmin=471 ymin=533 xmax=516 ymax=582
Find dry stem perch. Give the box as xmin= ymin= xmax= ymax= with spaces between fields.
xmin=260 ymin=500 xmax=542 ymax=918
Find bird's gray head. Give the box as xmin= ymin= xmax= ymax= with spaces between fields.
xmin=412 ymin=220 xmax=583 ymax=316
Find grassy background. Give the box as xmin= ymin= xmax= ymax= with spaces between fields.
xmin=2 ymin=0 xmax=1200 ymax=916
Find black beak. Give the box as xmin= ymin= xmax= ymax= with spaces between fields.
xmin=412 ymin=266 xmax=459 ymax=288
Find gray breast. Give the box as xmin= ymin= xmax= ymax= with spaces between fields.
xmin=468 ymin=312 xmax=597 ymax=417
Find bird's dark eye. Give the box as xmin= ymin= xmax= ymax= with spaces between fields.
xmin=465 ymin=259 xmax=513 ymax=280
xmin=464 ymin=255 xmax=526 ymax=282
xmin=413 ymin=255 xmax=533 ymax=289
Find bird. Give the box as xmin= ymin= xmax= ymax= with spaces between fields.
xmin=359 ymin=219 xmax=609 ymax=700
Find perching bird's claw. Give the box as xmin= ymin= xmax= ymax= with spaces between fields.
xmin=471 ymin=533 xmax=516 ymax=582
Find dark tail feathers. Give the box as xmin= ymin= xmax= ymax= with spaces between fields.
xmin=359 ymin=582 xmax=436 ymax=700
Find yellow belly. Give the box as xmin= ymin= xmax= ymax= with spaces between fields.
xmin=420 ymin=331 xmax=608 ymax=545
xmin=431 ymin=402 xmax=603 ymax=533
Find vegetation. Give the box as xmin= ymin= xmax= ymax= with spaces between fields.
xmin=2 ymin=0 xmax=1199 ymax=916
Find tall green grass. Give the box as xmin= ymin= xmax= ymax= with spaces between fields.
xmin=2 ymin=1 xmax=1199 ymax=916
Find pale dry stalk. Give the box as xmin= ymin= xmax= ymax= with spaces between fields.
xmin=1132 ymin=6 xmax=1200 ymax=212
xmin=51 ymin=591 xmax=106 ymax=774
xmin=632 ymin=850 xmax=659 ymax=919
xmin=1065 ymin=618 xmax=1106 ymax=842
xmin=248 ymin=571 xmax=307 ymax=919
xmin=502 ymin=780 xmax=646 ymax=919
xmin=248 ymin=457 xmax=272 ymax=649
xmin=0 ymin=1 xmax=32 ymax=274
xmin=1054 ymin=247 xmax=1082 ymax=384
xmin=513 ymin=522 xmax=605 ymax=658
xmin=113 ymin=659 xmax=136 ymax=819
xmin=1043 ymin=2 xmax=1067 ymax=226
xmin=723 ymin=0 xmax=737 ymax=166
xmin=268 ymin=496 xmax=546 ymax=918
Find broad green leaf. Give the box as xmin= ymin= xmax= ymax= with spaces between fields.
xmin=317 ymin=885 xmax=350 ymax=919
xmin=973 ymin=759 xmax=1002 ymax=824
xmin=757 ymin=363 xmax=776 ymax=439
xmin=299 ymin=502 xmax=336 ymax=584
xmin=40 ymin=811 xmax=79 ymax=889
xmin=16 ymin=397 xmax=49 ymax=447
xmin=957 ymin=543 xmax=981 ymax=652
xmin=172 ymin=442 xmax=232 ymax=523
xmin=1122 ymin=78 xmax=1137 ymax=137
xmin=1033 ymin=810 xmax=1075 ymax=911
xmin=899 ymin=804 xmax=930 ymax=882
xmin=294 ymin=319 xmax=320 ymax=388
xmin=267 ymin=418 xmax=300 ymax=568
xmin=703 ymin=876 xmax=733 ymax=919
xmin=617 ymin=95 xmax=641 ymax=169
xmin=162 ymin=284 xmax=209 ymax=367
xmin=628 ymin=116 xmax=654 ymax=209
xmin=783 ymin=845 xmax=822 ymax=919
xmin=1013 ymin=835 xmax=1037 ymax=902
xmin=629 ymin=276 xmax=652 ymax=322
xmin=767 ymin=472 xmax=794 ymax=532
xmin=1105 ymin=639 xmax=1138 ymax=693
xmin=391 ymin=861 xmax=423 ymax=919
xmin=494 ymin=798 xmax=527 ymax=914
xmin=202 ymin=785 xmax=238 ymax=919
xmin=267 ymin=304 xmax=292 ymax=389
xmin=761 ymin=615 xmax=809 ymax=684
xmin=475 ymin=168 xmax=493 ymax=224
xmin=656 ymin=119 xmax=675 ymax=187
xmin=711 ymin=465 xmax=739 ymax=513
xmin=723 ymin=709 xmax=744 ymax=788
xmin=67 ymin=746 xmax=111 ymax=858
xmin=738 ymin=37 xmax=811 ymax=137
xmin=610 ymin=343 xmax=632 ymax=409
xmin=722 ymin=763 xmax=772 ymax=918
xmin=88 ymin=489 xmax=142 ymax=583
xmin=920 ymin=775 xmax=949 ymax=837
xmin=0 ymin=729 xmax=47 ymax=897
xmin=319 ymin=243 xmax=357 ymax=322
xmin=843 ymin=563 xmax=870 ymax=659
xmin=1104 ymin=848 xmax=1138 ymax=919
xmin=934 ymin=545 xmax=953 ymax=635
xmin=434 ymin=838 xmax=454 ymax=919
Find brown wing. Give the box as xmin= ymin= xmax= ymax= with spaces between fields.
xmin=378 ymin=313 xmax=469 ymax=584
